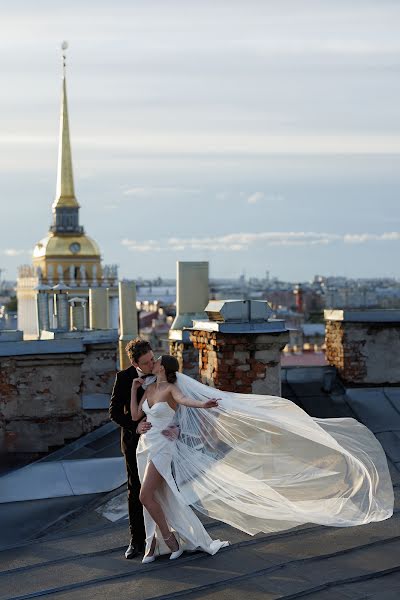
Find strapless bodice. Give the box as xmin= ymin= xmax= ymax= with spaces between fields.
xmin=142 ymin=399 xmax=176 ymax=431
xmin=137 ymin=399 xmax=176 ymax=460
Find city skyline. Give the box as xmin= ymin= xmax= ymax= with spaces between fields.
xmin=1 ymin=0 xmax=400 ymax=281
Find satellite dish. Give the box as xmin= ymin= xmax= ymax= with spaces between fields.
xmin=61 ymin=41 xmax=68 ymax=51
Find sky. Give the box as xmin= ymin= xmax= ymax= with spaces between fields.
xmin=1 ymin=0 xmax=400 ymax=282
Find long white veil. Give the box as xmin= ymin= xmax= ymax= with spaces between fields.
xmin=172 ymin=373 xmax=394 ymax=535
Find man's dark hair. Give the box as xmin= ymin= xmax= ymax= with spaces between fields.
xmin=125 ymin=338 xmax=152 ymax=363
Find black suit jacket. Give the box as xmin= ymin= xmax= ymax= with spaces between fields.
xmin=109 ymin=365 xmax=145 ymax=456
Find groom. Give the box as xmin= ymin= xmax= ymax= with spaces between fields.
xmin=109 ymin=338 xmax=155 ymax=559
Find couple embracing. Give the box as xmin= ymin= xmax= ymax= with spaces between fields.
xmin=110 ymin=338 xmax=394 ymax=565
xmin=109 ymin=338 xmax=226 ymax=563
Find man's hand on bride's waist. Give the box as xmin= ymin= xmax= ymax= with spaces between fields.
xmin=136 ymin=419 xmax=152 ymax=435
xmin=161 ymin=425 xmax=180 ymax=441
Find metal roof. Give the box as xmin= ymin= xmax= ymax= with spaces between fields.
xmin=1 ymin=366 xmax=400 ymax=599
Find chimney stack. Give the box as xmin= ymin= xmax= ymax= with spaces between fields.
xmin=325 ymin=309 xmax=400 ymax=385
xmin=190 ymin=299 xmax=289 ymax=395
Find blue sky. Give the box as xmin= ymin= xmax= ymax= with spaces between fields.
xmin=1 ymin=0 xmax=399 ymax=281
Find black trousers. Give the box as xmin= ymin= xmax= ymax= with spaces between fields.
xmin=124 ymin=447 xmax=146 ymax=547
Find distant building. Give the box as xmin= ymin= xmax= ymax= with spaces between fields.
xmin=0 ymin=306 xmax=17 ymax=331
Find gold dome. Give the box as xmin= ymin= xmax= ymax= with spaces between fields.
xmin=33 ymin=233 xmax=101 ymax=259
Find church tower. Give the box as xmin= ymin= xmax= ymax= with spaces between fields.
xmin=32 ymin=43 xmax=102 ymax=287
xmin=17 ymin=44 xmax=118 ymax=338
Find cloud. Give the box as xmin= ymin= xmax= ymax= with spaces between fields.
xmin=4 ymin=132 xmax=400 ymax=158
xmin=344 ymin=232 xmax=400 ymax=244
xmin=122 ymin=186 xmax=200 ymax=199
xmin=247 ymin=192 xmax=265 ymax=204
xmin=3 ymin=249 xmax=27 ymax=257
xmin=121 ymin=230 xmax=400 ymax=253
xmin=246 ymin=192 xmax=284 ymax=204
xmin=215 ymin=191 xmax=228 ymax=201
xmin=121 ymin=239 xmax=163 ymax=252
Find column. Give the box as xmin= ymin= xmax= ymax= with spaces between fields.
xmin=118 ymin=280 xmax=138 ymax=370
xmin=89 ymin=287 xmax=109 ymax=329
xmin=169 ymin=261 xmax=209 ymax=377
xmin=35 ymin=286 xmax=51 ymax=333
xmin=69 ymin=297 xmax=87 ymax=331
xmin=54 ymin=288 xmax=70 ymax=331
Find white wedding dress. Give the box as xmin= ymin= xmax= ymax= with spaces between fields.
xmin=136 ymin=398 xmax=229 ymax=557
xmin=137 ymin=374 xmax=394 ymax=557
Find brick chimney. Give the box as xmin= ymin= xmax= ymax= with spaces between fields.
xmin=190 ymin=300 xmax=289 ymax=395
xmin=325 ymin=309 xmax=400 ymax=385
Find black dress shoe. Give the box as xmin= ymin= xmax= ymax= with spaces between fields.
xmin=125 ymin=540 xmax=144 ymax=559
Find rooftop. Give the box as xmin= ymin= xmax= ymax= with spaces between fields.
xmin=1 ymin=366 xmax=399 ymax=599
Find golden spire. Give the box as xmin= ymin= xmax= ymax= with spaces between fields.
xmin=53 ymin=42 xmax=79 ymax=209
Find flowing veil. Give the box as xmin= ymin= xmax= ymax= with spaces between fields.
xmin=171 ymin=373 xmax=394 ymax=535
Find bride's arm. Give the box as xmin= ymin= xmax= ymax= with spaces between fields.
xmin=170 ymin=384 xmax=219 ymax=409
xmin=130 ymin=377 xmax=146 ymax=420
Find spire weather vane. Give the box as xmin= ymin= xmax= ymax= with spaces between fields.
xmin=61 ymin=40 xmax=68 ymax=74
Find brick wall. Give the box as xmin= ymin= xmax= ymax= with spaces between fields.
xmin=325 ymin=319 xmax=400 ymax=384
xmin=169 ymin=340 xmax=199 ymax=380
xmin=0 ymin=341 xmax=117 ymax=457
xmin=190 ymin=330 xmax=289 ymax=396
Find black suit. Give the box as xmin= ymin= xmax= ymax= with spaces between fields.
xmin=109 ymin=365 xmax=145 ymax=547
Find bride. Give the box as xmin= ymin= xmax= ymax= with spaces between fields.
xmin=131 ymin=355 xmax=394 ymax=564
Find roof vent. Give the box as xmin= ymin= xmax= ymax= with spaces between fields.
xmin=205 ymin=299 xmax=273 ymax=323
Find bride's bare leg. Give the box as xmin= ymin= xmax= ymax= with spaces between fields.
xmin=139 ymin=462 xmax=179 ymax=552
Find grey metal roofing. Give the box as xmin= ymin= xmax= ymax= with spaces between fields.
xmin=0 ymin=457 xmax=125 ymax=503
xmin=1 ymin=365 xmax=400 ymax=599
xmin=282 ymin=366 xmax=400 ymax=479
xmin=0 ymin=489 xmax=399 ymax=600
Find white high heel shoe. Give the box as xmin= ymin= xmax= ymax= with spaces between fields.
xmin=142 ymin=536 xmax=158 ymax=564
xmin=142 ymin=554 xmax=156 ymax=564
xmin=164 ymin=532 xmax=184 ymax=561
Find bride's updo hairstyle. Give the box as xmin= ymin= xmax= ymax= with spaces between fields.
xmin=161 ymin=355 xmax=179 ymax=384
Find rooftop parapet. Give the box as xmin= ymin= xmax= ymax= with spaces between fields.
xmin=325 ymin=309 xmax=400 ymax=323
